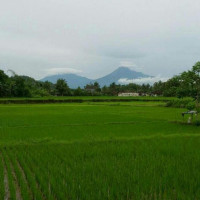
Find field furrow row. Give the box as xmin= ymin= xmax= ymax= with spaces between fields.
xmin=0 ymin=153 xmax=8 ymax=200
xmin=16 ymin=152 xmax=46 ymax=200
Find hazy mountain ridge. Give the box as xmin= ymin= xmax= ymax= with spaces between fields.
xmin=40 ymin=67 xmax=151 ymax=88
xmin=94 ymin=67 xmax=150 ymax=87
xmin=41 ymin=74 xmax=92 ymax=89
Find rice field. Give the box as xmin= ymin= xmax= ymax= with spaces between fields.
xmin=0 ymin=101 xmax=199 ymax=199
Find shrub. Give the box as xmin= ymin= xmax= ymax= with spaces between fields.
xmin=186 ymin=102 xmax=196 ymax=110
xmin=165 ymin=98 xmax=193 ymax=108
xmin=195 ymin=120 xmax=200 ymax=126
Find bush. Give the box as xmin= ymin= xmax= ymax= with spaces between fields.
xmin=32 ymin=89 xmax=50 ymax=97
xmin=165 ymin=98 xmax=193 ymax=108
xmin=196 ymin=103 xmax=200 ymax=113
xmin=186 ymin=102 xmax=196 ymax=110
xmin=195 ymin=120 xmax=200 ymax=126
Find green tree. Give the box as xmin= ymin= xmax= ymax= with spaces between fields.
xmin=152 ymin=81 xmax=164 ymax=96
xmin=109 ymin=82 xmax=119 ymax=96
xmin=0 ymin=70 xmax=9 ymax=97
xmin=74 ymin=87 xmax=82 ymax=96
xmin=192 ymin=62 xmax=200 ymax=101
xmin=10 ymin=75 xmax=31 ymax=97
xmin=55 ymin=79 xmax=70 ymax=96
xmin=43 ymin=81 xmax=53 ymax=95
xmin=93 ymin=82 xmax=101 ymax=93
xmin=102 ymin=86 xmax=109 ymax=95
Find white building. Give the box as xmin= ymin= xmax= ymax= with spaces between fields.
xmin=118 ymin=92 xmax=139 ymax=97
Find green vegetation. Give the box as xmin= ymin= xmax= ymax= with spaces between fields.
xmin=0 ymin=96 xmax=177 ymax=101
xmin=165 ymin=98 xmax=194 ymax=108
xmin=0 ymin=101 xmax=200 ymax=199
xmin=0 ymin=96 xmax=178 ymax=104
xmin=1 ymin=61 xmax=200 ymax=99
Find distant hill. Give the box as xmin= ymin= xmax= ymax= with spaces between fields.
xmin=40 ymin=67 xmax=151 ymax=88
xmin=40 ymin=74 xmax=92 ymax=89
xmin=94 ymin=66 xmax=150 ymax=87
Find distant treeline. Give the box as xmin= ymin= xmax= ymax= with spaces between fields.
xmin=0 ymin=62 xmax=200 ymax=99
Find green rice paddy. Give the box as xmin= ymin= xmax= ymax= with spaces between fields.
xmin=0 ymin=100 xmax=199 ymax=199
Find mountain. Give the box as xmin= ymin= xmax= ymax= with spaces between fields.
xmin=94 ymin=67 xmax=150 ymax=87
xmin=40 ymin=74 xmax=92 ymax=89
xmin=40 ymin=67 xmax=151 ymax=88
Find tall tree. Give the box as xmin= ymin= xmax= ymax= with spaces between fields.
xmin=55 ymin=79 xmax=70 ymax=96
xmin=109 ymin=82 xmax=119 ymax=96
xmin=192 ymin=62 xmax=200 ymax=101
xmin=93 ymin=82 xmax=101 ymax=92
xmin=74 ymin=87 xmax=82 ymax=96
xmin=10 ymin=75 xmax=31 ymax=97
xmin=0 ymin=70 xmax=9 ymax=97
xmin=43 ymin=81 xmax=53 ymax=95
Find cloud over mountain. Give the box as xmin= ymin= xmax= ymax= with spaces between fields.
xmin=46 ymin=68 xmax=82 ymax=75
xmin=118 ymin=76 xmax=169 ymax=85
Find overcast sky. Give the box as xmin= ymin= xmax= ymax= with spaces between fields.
xmin=0 ymin=0 xmax=200 ymax=80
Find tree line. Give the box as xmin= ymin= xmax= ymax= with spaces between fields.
xmin=0 ymin=62 xmax=200 ymax=99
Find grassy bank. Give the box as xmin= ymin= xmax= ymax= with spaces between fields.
xmin=0 ymin=96 xmax=179 ymax=104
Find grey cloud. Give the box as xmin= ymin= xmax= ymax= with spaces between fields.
xmin=46 ymin=68 xmax=82 ymax=75
xmin=98 ymin=47 xmax=146 ymax=59
xmin=0 ymin=0 xmax=200 ymax=79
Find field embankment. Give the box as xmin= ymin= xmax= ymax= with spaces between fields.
xmin=0 ymin=96 xmax=178 ymax=104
